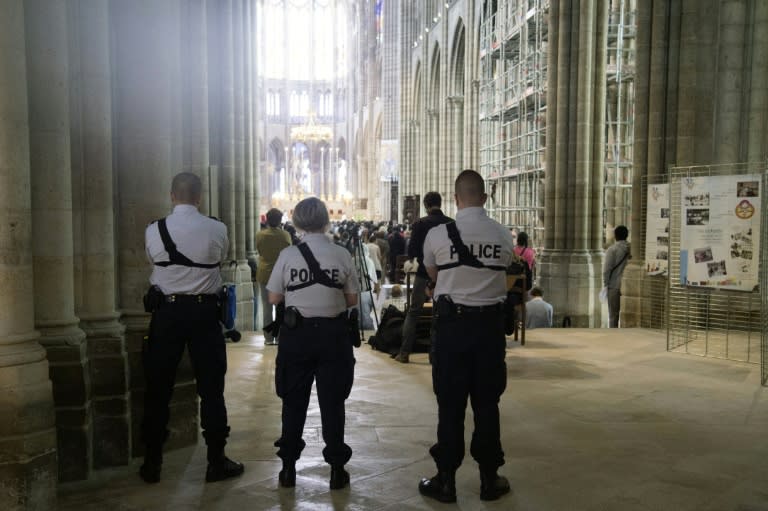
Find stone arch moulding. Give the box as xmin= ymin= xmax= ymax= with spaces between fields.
xmin=450 ymin=18 xmax=466 ymax=96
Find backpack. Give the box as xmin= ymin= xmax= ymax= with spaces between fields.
xmin=368 ymin=305 xmax=405 ymax=355
xmin=507 ymin=256 xmax=533 ymax=292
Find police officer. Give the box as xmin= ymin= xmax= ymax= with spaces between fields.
xmin=418 ymin=170 xmax=515 ymax=502
xmin=267 ymin=197 xmax=359 ymax=490
xmin=141 ymin=172 xmax=244 ymax=484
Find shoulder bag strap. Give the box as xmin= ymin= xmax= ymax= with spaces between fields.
xmin=286 ymin=243 xmax=345 ymax=291
xmin=154 ymin=218 xmax=220 ymax=269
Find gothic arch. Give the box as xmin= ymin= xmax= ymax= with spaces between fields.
xmin=450 ymin=19 xmax=466 ymax=96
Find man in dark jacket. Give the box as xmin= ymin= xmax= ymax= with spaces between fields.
xmin=395 ymin=192 xmax=452 ymax=363
xmin=388 ymin=226 xmax=406 ymax=283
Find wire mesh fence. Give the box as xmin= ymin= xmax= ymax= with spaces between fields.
xmin=664 ymin=163 xmax=766 ymax=381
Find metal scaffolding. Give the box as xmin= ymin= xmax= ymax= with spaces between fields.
xmin=479 ymin=0 xmax=637 ymax=251
xmin=604 ymin=1 xmax=636 ymax=245
xmin=479 ymin=0 xmax=548 ymax=248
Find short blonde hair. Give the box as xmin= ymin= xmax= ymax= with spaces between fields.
xmin=292 ymin=197 xmax=330 ymax=233
xmin=391 ymin=285 xmax=403 ymax=298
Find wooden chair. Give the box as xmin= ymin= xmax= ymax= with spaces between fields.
xmin=506 ymin=273 xmax=527 ymax=345
xmin=405 ymin=272 xmax=433 ymax=347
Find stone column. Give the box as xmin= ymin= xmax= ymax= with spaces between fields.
xmin=714 ymin=0 xmax=747 ymax=164
xmin=218 ymin=0 xmax=237 ymax=263
xmin=622 ymin=0 xmax=677 ymax=327
xmin=181 ymin=0 xmax=211 ymax=214
xmin=25 ymin=0 xmax=91 ymax=482
xmin=111 ymin=0 xmax=195 ymax=456
xmin=539 ymin=0 xmax=608 ymax=327
xmin=748 ymin=0 xmax=768 ymax=162
xmin=68 ymin=0 xmax=130 ymax=469
xmin=0 ymin=1 xmax=58 ymax=507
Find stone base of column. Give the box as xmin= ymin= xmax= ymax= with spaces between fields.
xmin=124 ymin=313 xmax=198 ymax=458
xmin=224 ymin=262 xmax=255 ymax=332
xmin=619 ymin=261 xmax=643 ymax=328
xmin=538 ymin=249 xmax=604 ymax=328
xmin=81 ymin=314 xmax=130 ymax=469
xmin=0 ymin=340 xmax=58 ymax=511
xmin=38 ymin=324 xmax=91 ymax=482
xmin=619 ymin=261 xmax=668 ymax=329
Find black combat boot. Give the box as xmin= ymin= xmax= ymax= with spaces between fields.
xmin=139 ymin=446 xmax=163 ymax=484
xmin=278 ymin=461 xmax=296 ymax=488
xmin=329 ymin=464 xmax=350 ymax=490
xmin=418 ymin=471 xmax=456 ymax=503
xmin=479 ymin=468 xmax=511 ymax=501
xmin=205 ymin=444 xmax=244 ymax=483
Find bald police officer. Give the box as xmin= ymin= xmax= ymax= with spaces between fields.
xmin=267 ymin=197 xmax=359 ymax=490
xmin=418 ymin=170 xmax=515 ymax=503
xmin=141 ymin=172 xmax=244 ymax=484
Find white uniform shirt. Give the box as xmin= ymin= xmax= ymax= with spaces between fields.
xmin=145 ymin=204 xmax=228 ymax=295
xmin=268 ymin=233 xmax=359 ymax=317
xmin=423 ymin=207 xmax=515 ymax=306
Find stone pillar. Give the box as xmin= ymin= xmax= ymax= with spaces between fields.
xmin=0 ymin=1 xmax=58 ymax=508
xmin=25 ymin=0 xmax=91 ymax=482
xmin=539 ymin=0 xmax=608 ymax=327
xmin=218 ymin=0 xmax=237 ymax=264
xmin=68 ymin=0 xmax=130 ymax=469
xmin=111 ymin=0 xmax=195 ymax=456
xmin=622 ymin=0 xmax=675 ymax=327
xmin=747 ymin=0 xmax=768 ymax=162
xmin=714 ymin=0 xmax=747 ymax=164
xmin=181 ymin=0 xmax=211 ymax=214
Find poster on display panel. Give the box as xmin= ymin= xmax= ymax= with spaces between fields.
xmin=645 ymin=183 xmax=670 ymax=276
xmin=679 ymin=175 xmax=761 ymax=291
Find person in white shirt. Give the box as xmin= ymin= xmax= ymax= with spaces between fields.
xmin=267 ymin=197 xmax=359 ymax=490
xmin=418 ymin=170 xmax=513 ymax=503
xmin=525 ymin=287 xmax=553 ymax=329
xmin=141 ymin=172 xmax=243 ymax=484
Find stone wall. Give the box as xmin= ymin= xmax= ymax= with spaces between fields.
xmin=0 ymin=0 xmax=260 ymax=506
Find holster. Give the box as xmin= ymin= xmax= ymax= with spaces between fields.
xmin=347 ymin=309 xmax=361 ymax=347
xmin=504 ymin=298 xmax=515 ymax=335
xmin=434 ymin=295 xmax=455 ymax=319
xmin=264 ymin=302 xmax=285 ymax=338
xmin=143 ymin=286 xmax=165 ymax=313
xmin=283 ymin=307 xmax=302 ymax=329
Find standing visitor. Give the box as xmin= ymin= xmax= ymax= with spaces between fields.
xmin=256 ymin=208 xmax=292 ymax=345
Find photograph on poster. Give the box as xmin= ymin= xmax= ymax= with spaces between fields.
xmin=685 ymin=193 xmax=710 ymax=206
xmin=694 ymin=247 xmax=714 ymax=263
xmin=729 ymin=228 xmax=754 ymax=260
xmin=707 ymin=260 xmax=727 ymax=278
xmin=686 ymin=209 xmax=710 ymax=225
xmin=737 ymin=181 xmax=759 ymax=197
xmin=645 ymin=184 xmax=670 ymax=276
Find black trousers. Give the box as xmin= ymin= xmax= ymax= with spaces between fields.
xmin=430 ymin=309 xmax=507 ymax=472
xmin=141 ymin=300 xmax=229 ymax=455
xmin=274 ymin=317 xmax=355 ymax=466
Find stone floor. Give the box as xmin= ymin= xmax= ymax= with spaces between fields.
xmin=59 ymin=328 xmax=768 ymax=511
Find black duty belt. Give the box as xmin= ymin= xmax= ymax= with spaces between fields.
xmin=164 ymin=294 xmax=219 ymax=304
xmin=453 ymin=302 xmax=505 ymax=314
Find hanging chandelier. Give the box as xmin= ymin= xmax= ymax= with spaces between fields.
xmin=290 ymin=111 xmax=332 ymax=143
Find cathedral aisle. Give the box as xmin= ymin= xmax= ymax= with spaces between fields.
xmin=59 ymin=329 xmax=768 ymax=510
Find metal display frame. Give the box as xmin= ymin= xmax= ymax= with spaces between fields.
xmin=664 ymin=162 xmax=767 ymax=385
xmin=639 ymin=174 xmax=669 ymax=330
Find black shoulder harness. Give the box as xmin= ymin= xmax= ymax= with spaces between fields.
xmin=153 ymin=218 xmax=221 ymax=269
xmin=285 ymin=243 xmax=345 ymax=292
xmin=436 ymin=222 xmax=506 ymax=272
